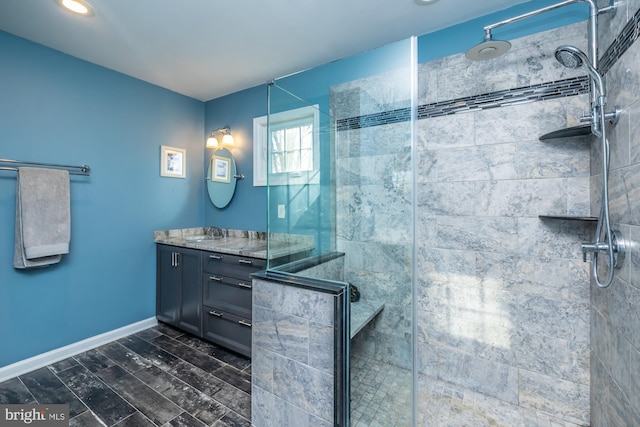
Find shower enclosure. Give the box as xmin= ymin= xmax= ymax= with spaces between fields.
xmin=256 ymin=4 xmax=603 ymax=425
xmin=263 ymin=38 xmax=416 ymax=426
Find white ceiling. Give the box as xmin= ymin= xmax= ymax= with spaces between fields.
xmin=0 ymin=0 xmax=527 ymax=101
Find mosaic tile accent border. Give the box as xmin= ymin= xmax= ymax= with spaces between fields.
xmin=416 ymin=76 xmax=588 ymax=119
xmin=336 ymin=5 xmax=640 ymax=132
xmin=335 ymin=77 xmax=589 ymax=131
xmin=599 ymin=6 xmax=640 ymax=75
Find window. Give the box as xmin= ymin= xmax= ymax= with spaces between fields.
xmin=253 ymin=105 xmax=320 ymax=186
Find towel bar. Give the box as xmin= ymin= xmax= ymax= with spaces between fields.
xmin=0 ymin=158 xmax=90 ymax=176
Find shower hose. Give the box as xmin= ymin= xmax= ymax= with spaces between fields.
xmin=592 ymin=99 xmax=615 ymax=288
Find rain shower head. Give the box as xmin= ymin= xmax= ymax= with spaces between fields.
xmin=555 ymin=45 xmax=605 ymax=97
xmin=465 ymin=35 xmax=511 ymax=61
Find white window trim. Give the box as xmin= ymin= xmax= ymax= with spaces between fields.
xmin=253 ymin=105 xmax=320 ymax=187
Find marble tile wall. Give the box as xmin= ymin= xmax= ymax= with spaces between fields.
xmin=590 ymin=0 xmax=640 ymax=424
xmin=332 ymin=70 xmax=414 ymax=371
xmin=415 ymin=22 xmax=594 ymax=426
xmin=251 ymin=277 xmax=337 ymax=427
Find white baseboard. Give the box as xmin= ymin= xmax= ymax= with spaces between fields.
xmin=0 ymin=317 xmax=158 ymax=383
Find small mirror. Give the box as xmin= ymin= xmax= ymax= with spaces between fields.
xmin=207 ymin=148 xmax=238 ymax=208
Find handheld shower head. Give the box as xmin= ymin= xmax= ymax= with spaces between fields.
xmin=555 ymin=45 xmax=605 ymax=97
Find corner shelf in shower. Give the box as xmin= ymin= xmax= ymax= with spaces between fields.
xmin=539 ymin=124 xmax=591 ymax=141
xmin=538 ymin=215 xmax=597 ymax=222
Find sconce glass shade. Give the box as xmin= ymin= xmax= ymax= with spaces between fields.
xmin=206 ymin=126 xmax=233 ymax=149
xmin=206 ymin=135 xmax=219 ymax=148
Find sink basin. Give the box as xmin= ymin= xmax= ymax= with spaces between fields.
xmin=184 ymin=236 xmax=222 ymax=242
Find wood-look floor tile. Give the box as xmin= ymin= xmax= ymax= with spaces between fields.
xmin=211 ymin=365 xmax=251 ymax=394
xmin=135 ymin=365 xmax=228 ymax=425
xmin=168 ymin=362 xmax=226 ymax=398
xmin=20 ymin=367 xmax=87 ymax=417
xmin=69 ymin=410 xmax=108 ymax=427
xmin=151 ymin=334 xmax=224 ymax=373
xmin=117 ymin=335 xmax=181 ymax=370
xmin=155 ymin=322 xmax=185 ymax=338
xmin=96 ymin=365 xmax=183 ymax=426
xmin=212 ymin=382 xmax=251 ymax=420
xmin=0 ymin=324 xmax=252 ymax=427
xmin=97 ymin=341 xmax=152 ymax=373
xmin=164 ymin=412 xmax=207 ymax=427
xmin=0 ymin=377 xmax=34 ymax=404
xmin=49 ymin=358 xmax=79 ymax=374
xmin=57 ymin=364 xmax=136 ymax=426
xmin=113 ymin=411 xmax=156 ymax=427
xmin=212 ymin=411 xmax=251 ymax=427
xmin=174 ymin=334 xmax=250 ymax=371
xmin=135 ymin=328 xmax=163 ymax=341
xmin=74 ymin=348 xmax=115 ymax=373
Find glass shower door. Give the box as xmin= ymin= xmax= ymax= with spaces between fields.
xmin=265 ymin=37 xmax=416 ymax=427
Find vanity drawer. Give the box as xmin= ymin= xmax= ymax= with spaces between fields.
xmin=203 ymin=307 xmax=251 ymax=357
xmin=203 ymin=252 xmax=266 ymax=279
xmin=202 ymin=274 xmax=252 ymax=318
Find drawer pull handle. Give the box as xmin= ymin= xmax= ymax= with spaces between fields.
xmin=238 ymin=282 xmax=252 ymax=289
xmin=209 ymin=276 xmax=223 ymax=282
xmin=209 ymin=310 xmax=223 ymax=317
xmin=238 ymin=319 xmax=252 ymax=327
xmin=209 ymin=254 xmax=223 ymax=260
xmin=238 ymin=259 xmax=253 ymax=265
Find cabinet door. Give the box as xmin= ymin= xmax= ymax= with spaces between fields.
xmin=177 ymin=248 xmax=203 ymax=336
xmin=156 ymin=245 xmax=179 ymax=325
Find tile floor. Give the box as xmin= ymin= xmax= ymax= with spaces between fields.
xmin=0 ymin=323 xmax=251 ymax=427
xmin=350 ymin=352 xmax=412 ymax=427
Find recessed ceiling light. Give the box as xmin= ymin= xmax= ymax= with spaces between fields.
xmin=55 ymin=0 xmax=95 ymax=16
xmin=414 ymin=0 xmax=440 ymax=4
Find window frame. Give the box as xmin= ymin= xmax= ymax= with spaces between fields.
xmin=253 ymin=105 xmax=320 ymax=187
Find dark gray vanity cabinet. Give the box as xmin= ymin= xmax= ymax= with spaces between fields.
xmin=202 ymin=251 xmax=266 ymax=357
xmin=156 ymin=244 xmax=203 ymax=337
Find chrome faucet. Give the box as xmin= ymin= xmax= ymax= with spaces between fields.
xmin=205 ymin=226 xmax=224 ymax=239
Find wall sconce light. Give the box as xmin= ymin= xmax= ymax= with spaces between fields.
xmin=206 ymin=126 xmax=234 ymax=149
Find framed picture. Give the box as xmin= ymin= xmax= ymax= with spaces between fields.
xmin=211 ymin=155 xmax=231 ymax=183
xmin=160 ymin=145 xmax=186 ymax=178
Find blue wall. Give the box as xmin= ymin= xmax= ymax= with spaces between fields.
xmin=0 ymin=30 xmax=205 ymax=367
xmin=204 ymin=86 xmax=267 ymax=231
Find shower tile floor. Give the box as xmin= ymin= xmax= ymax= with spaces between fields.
xmin=0 ymin=323 xmax=251 ymax=426
xmin=417 ymin=376 xmax=586 ymax=427
xmin=350 ymin=353 xmax=412 ymax=427
xmin=350 ymin=354 xmax=586 ymax=427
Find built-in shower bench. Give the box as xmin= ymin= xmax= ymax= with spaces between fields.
xmin=351 ymin=299 xmax=384 ymax=339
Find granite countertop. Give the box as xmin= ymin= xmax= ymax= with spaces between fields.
xmin=154 ymin=227 xmax=314 ymax=260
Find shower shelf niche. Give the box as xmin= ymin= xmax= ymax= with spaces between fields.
xmin=539 ymin=124 xmax=591 ymax=141
xmin=538 ymin=215 xmax=597 ymax=222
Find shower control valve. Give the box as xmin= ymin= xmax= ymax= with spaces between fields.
xmin=580 ymin=230 xmax=626 ymax=267
xmin=581 ymin=242 xmax=609 ymax=262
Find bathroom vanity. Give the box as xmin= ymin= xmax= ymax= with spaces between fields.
xmin=154 ymin=228 xmax=314 ymax=357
